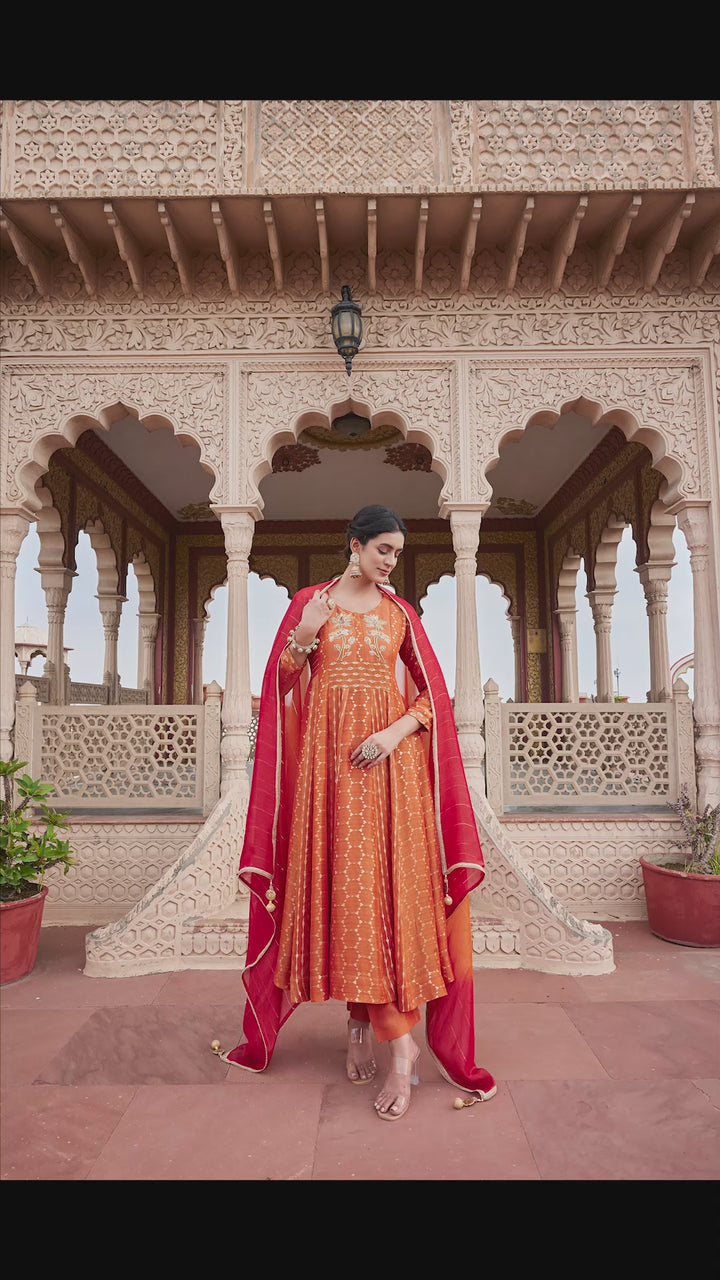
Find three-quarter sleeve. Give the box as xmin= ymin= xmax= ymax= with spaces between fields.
xmin=278 ymin=642 xmax=304 ymax=698
xmin=399 ymin=618 xmax=433 ymax=731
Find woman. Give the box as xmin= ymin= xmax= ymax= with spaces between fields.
xmin=217 ymin=505 xmax=496 ymax=1120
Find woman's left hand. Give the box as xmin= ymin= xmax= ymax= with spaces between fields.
xmin=351 ymin=728 xmax=399 ymax=769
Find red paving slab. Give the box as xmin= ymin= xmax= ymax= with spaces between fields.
xmin=471 ymin=1002 xmax=609 ymax=1079
xmin=1 ymin=1085 xmax=136 ymax=1180
xmin=86 ymin=1082 xmax=323 ymax=1181
xmin=32 ymin=1005 xmax=248 ymax=1087
xmin=312 ymin=1081 xmax=541 ymax=1181
xmin=1 ymin=920 xmax=718 ymax=1180
xmin=1 ymin=1008 xmax=95 ymax=1085
xmin=562 ymin=1000 xmax=720 ymax=1079
xmin=508 ymin=1079 xmax=720 ymax=1180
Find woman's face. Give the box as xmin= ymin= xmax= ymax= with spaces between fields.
xmin=352 ymin=530 xmax=405 ymax=584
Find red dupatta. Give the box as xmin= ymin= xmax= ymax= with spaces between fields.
xmin=225 ymin=578 xmax=496 ymax=1098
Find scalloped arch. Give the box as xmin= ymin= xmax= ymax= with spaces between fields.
xmin=35 ymin=485 xmax=66 ymax=573
xmin=82 ymin=518 xmax=120 ymax=597
xmin=16 ymin=399 xmax=220 ymax=513
xmin=482 ymin=395 xmax=686 ymax=507
xmin=130 ymin=550 xmax=157 ymax=615
xmin=419 ymin=566 xmax=513 ymax=616
xmin=248 ymin=393 xmax=449 ymax=513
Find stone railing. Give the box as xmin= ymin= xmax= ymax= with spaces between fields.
xmin=14 ymin=675 xmax=150 ymax=705
xmin=13 ymin=681 xmax=222 ymax=814
xmin=483 ymin=677 xmax=696 ymax=814
xmin=14 ymin=672 xmax=49 ymax=702
xmin=1 ymin=101 xmax=717 ymax=198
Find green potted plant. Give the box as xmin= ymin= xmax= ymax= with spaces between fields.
xmin=640 ymin=783 xmax=720 ymax=947
xmin=0 ymin=758 xmax=76 ymax=984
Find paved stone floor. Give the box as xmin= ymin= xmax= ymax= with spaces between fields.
xmin=1 ymin=921 xmax=718 ymax=1181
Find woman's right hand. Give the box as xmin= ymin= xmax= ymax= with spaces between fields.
xmin=296 ymin=589 xmax=334 ymax=643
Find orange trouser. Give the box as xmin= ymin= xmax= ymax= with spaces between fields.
xmin=347 ymin=1000 xmax=420 ymax=1044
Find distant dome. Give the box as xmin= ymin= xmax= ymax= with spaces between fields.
xmin=15 ymin=623 xmax=48 ymax=646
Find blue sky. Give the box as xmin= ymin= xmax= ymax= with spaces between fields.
xmin=14 ymin=522 xmax=694 ymax=702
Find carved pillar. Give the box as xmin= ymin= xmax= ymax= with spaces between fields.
xmin=674 ymin=503 xmax=720 ymax=808
xmin=636 ymin=564 xmax=673 ymax=701
xmin=554 ymin=608 xmax=579 ymax=703
xmin=449 ymin=508 xmax=485 ymax=789
xmin=192 ymin=616 xmax=208 ymax=705
xmin=137 ymin=611 xmax=160 ymax=703
xmin=508 ymin=615 xmax=522 ymax=702
xmin=97 ymin=593 xmax=126 ymax=704
xmin=39 ymin=569 xmax=74 ymax=705
xmin=217 ymin=509 xmax=255 ymax=798
xmin=587 ymin=590 xmax=616 ymax=704
xmin=0 ymin=512 xmax=31 ymax=760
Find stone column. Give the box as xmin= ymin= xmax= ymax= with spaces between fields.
xmin=217 ymin=508 xmax=255 ymax=798
xmin=674 ymin=503 xmax=720 ymax=808
xmin=97 ymin=593 xmax=126 ymax=704
xmin=0 ymin=512 xmax=31 ymax=760
xmin=192 ymin=616 xmax=208 ymax=705
xmin=449 ymin=508 xmax=485 ymax=789
xmin=554 ymin=608 xmax=579 ymax=702
xmin=508 ymin=615 xmax=522 ymax=702
xmin=636 ymin=564 xmax=673 ymax=701
xmin=40 ymin=569 xmax=74 ymax=704
xmin=587 ymin=590 xmax=616 ymax=704
xmin=137 ymin=611 xmax=160 ymax=703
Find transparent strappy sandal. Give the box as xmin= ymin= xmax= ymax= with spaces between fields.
xmin=375 ymin=1043 xmax=420 ymax=1121
xmin=346 ymin=1020 xmax=377 ymax=1085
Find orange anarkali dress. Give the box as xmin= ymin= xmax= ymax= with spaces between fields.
xmin=273 ymin=593 xmax=454 ymax=1013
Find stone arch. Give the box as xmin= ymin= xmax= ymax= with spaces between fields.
xmin=35 ymin=485 xmax=66 ymax=575
xmin=592 ymin=514 xmax=627 ymax=593
xmin=556 ymin=549 xmax=583 ymax=612
xmin=130 ymin=550 xmax=157 ymax=615
xmin=83 ymin=519 xmax=120 ymax=597
xmin=247 ymin=390 xmax=451 ymax=514
xmin=477 ymin=368 xmax=705 ymax=510
xmin=10 ymin=376 xmax=223 ymax=513
xmin=202 ymin=577 xmax=227 ymax=622
xmin=646 ymin=498 xmax=677 ymax=565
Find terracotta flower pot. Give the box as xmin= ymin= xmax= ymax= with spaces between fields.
xmin=0 ymin=886 xmax=48 ymax=984
xmin=640 ymin=857 xmax=720 ymax=947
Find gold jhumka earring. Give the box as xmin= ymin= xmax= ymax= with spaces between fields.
xmin=349 ymin=551 xmax=362 ymax=577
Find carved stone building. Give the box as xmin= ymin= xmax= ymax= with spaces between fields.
xmin=1 ymin=100 xmax=718 ymax=977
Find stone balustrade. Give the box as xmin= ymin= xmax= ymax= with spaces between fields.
xmin=13 ymin=680 xmax=222 ymax=814
xmin=483 ymin=677 xmax=696 ymax=814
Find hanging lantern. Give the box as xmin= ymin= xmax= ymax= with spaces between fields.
xmin=331 ymin=285 xmax=363 ymax=376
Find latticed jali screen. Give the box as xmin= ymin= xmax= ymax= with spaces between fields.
xmin=504 ymin=707 xmax=672 ymax=805
xmin=37 ymin=708 xmax=203 ymax=807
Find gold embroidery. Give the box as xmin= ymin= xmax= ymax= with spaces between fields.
xmin=363 ymin=610 xmax=389 ymax=659
xmin=328 ymin=610 xmax=356 ymax=661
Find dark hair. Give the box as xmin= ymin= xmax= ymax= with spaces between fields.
xmin=345 ymin=505 xmax=407 ymax=560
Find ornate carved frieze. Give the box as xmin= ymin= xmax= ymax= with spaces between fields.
xmin=254 ymin=99 xmax=439 ymax=192
xmin=2 ymin=256 xmax=718 ymax=357
xmin=465 ymin=100 xmax=707 ymax=189
xmin=384 ymin=443 xmax=433 ymax=472
xmin=4 ymin=101 xmax=718 ymax=197
xmin=271 ymin=443 xmax=321 ymax=473
xmin=5 ymin=100 xmax=221 ymax=197
xmin=1 ymin=363 xmax=229 ymax=508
